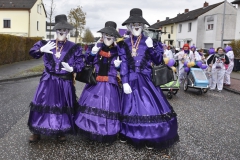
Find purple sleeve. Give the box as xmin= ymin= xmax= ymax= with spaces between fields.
xmin=29 ymin=41 xmax=45 ymax=59
xmin=148 ymin=42 xmax=163 ymax=65
xmin=73 ymin=46 xmax=85 ymax=73
xmin=85 ymin=44 xmax=95 ymax=65
xmin=118 ymin=43 xmax=129 ymax=84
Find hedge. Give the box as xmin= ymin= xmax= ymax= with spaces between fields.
xmin=229 ymin=40 xmax=240 ymax=59
xmin=0 ymin=34 xmax=42 ymax=65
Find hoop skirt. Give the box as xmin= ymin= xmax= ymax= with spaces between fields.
xmin=28 ymin=73 xmax=77 ymax=135
xmin=120 ymin=73 xmax=179 ymax=149
xmin=75 ymin=82 xmax=121 ymax=143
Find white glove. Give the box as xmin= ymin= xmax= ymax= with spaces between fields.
xmin=145 ymin=37 xmax=153 ymax=48
xmin=114 ymin=56 xmax=122 ymax=68
xmin=123 ymin=83 xmax=132 ymax=94
xmin=91 ymin=38 xmax=101 ymax=55
xmin=40 ymin=41 xmax=56 ymax=54
xmin=61 ymin=62 xmax=73 ymax=72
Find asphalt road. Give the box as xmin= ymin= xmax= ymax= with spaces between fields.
xmin=0 ymin=77 xmax=239 ymax=160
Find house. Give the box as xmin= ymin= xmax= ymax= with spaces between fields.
xmin=150 ymin=1 xmax=237 ymax=49
xmin=0 ymin=0 xmax=47 ymax=38
xmin=231 ymin=0 xmax=240 ymax=39
xmin=150 ymin=18 xmax=178 ymax=46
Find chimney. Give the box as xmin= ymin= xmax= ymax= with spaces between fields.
xmin=204 ymin=1 xmax=209 ymax=7
xmin=157 ymin=20 xmax=160 ymax=22
xmin=166 ymin=17 xmax=169 ymax=20
xmin=184 ymin=9 xmax=189 ymax=13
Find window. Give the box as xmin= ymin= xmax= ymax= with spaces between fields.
xmin=37 ymin=21 xmax=39 ymax=31
xmin=188 ymin=23 xmax=192 ymax=32
xmin=164 ymin=27 xmax=166 ymax=33
xmin=179 ymin=24 xmax=182 ymax=33
xmin=37 ymin=5 xmax=42 ymax=14
xmin=47 ymin=35 xmax=54 ymax=39
xmin=208 ymin=24 xmax=214 ymax=30
xmin=171 ymin=26 xmax=173 ymax=34
xmin=3 ymin=20 xmax=11 ymax=28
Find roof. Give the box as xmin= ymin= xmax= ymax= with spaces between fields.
xmin=0 ymin=0 xmax=38 ymax=9
xmin=232 ymin=0 xmax=240 ymax=4
xmin=150 ymin=1 xmax=224 ymax=29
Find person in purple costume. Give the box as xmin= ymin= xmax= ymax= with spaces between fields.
xmin=74 ymin=21 xmax=122 ymax=143
xmin=118 ymin=8 xmax=179 ymax=149
xmin=28 ymin=14 xmax=85 ymax=142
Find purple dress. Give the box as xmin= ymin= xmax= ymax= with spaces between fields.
xmin=119 ymin=34 xmax=179 ymax=149
xmin=74 ymin=44 xmax=121 ymax=143
xmin=28 ymin=40 xmax=84 ymax=135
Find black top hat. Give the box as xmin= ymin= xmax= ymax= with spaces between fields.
xmin=53 ymin=14 xmax=74 ymax=30
xmin=97 ymin=21 xmax=121 ymax=38
xmin=122 ymin=8 xmax=150 ymax=26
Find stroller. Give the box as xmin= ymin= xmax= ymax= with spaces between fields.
xmin=183 ymin=68 xmax=209 ymax=95
xmin=160 ymin=72 xmax=180 ymax=99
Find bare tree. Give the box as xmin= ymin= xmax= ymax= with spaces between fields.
xmin=83 ymin=28 xmax=95 ymax=44
xmin=46 ymin=0 xmax=56 ymax=40
xmin=68 ymin=6 xmax=86 ymax=43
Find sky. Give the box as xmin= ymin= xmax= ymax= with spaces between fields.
xmin=42 ymin=0 xmax=233 ymax=37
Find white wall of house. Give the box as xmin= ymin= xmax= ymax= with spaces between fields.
xmin=234 ymin=4 xmax=240 ymax=39
xmin=0 ymin=0 xmax=46 ymax=38
xmin=197 ymin=2 xmax=237 ymax=49
xmin=0 ymin=10 xmax=29 ymax=36
xmin=29 ymin=0 xmax=46 ymax=38
xmin=176 ymin=19 xmax=198 ymax=48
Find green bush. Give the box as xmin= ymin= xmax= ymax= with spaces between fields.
xmin=0 ymin=34 xmax=42 ymax=65
xmin=229 ymin=40 xmax=240 ymax=59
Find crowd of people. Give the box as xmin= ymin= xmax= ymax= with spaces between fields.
xmin=26 ymin=7 xmax=234 ymax=151
xmin=162 ymin=43 xmax=234 ymax=92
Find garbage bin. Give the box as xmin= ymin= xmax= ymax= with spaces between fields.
xmin=233 ymin=58 xmax=240 ymax=71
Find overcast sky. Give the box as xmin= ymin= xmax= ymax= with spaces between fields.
xmin=42 ymin=0 xmax=233 ymax=37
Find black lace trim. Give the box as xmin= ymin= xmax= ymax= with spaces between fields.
xmin=119 ymin=133 xmax=179 ymax=150
xmin=77 ymin=128 xmax=118 ymax=143
xmin=29 ymin=102 xmax=77 ymax=115
xmin=123 ymin=42 xmax=135 ymax=71
xmin=28 ymin=123 xmax=74 ymax=135
xmin=62 ymin=44 xmax=80 ymax=63
xmin=76 ymin=105 xmax=120 ymax=120
xmin=121 ymin=110 xmax=177 ymax=123
xmin=140 ymin=49 xmax=151 ymax=71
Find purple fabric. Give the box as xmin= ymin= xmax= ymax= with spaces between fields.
xmin=118 ymin=28 xmax=127 ymax=36
xmin=120 ymin=34 xmax=178 ymax=148
xmin=75 ymin=81 xmax=121 ymax=141
xmin=28 ymin=40 xmax=84 ymax=135
xmin=119 ymin=34 xmax=163 ymax=84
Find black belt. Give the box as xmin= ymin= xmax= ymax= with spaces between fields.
xmin=46 ymin=70 xmax=73 ymax=80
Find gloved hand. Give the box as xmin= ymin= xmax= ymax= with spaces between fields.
xmin=123 ymin=83 xmax=132 ymax=94
xmin=61 ymin=62 xmax=73 ymax=72
xmin=91 ymin=38 xmax=101 ymax=55
xmin=114 ymin=56 xmax=122 ymax=68
xmin=40 ymin=41 xmax=56 ymax=54
xmin=145 ymin=37 xmax=153 ymax=48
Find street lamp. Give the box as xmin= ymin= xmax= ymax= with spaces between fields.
xmin=221 ymin=0 xmax=227 ymax=48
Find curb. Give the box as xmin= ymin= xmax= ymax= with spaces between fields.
xmin=223 ymin=86 xmax=240 ymax=95
xmin=0 ymin=73 xmax=42 ymax=83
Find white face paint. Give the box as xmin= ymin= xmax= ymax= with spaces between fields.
xmin=130 ymin=23 xmax=144 ymax=36
xmin=103 ymin=34 xmax=114 ymax=46
xmin=56 ymin=29 xmax=69 ymax=41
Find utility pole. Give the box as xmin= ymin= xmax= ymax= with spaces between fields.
xmin=221 ymin=0 xmax=227 ymax=48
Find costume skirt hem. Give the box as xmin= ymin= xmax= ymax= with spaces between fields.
xmin=77 ymin=128 xmax=118 ymax=143
xmin=28 ymin=124 xmax=74 ymax=136
xmin=119 ymin=133 xmax=179 ymax=150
